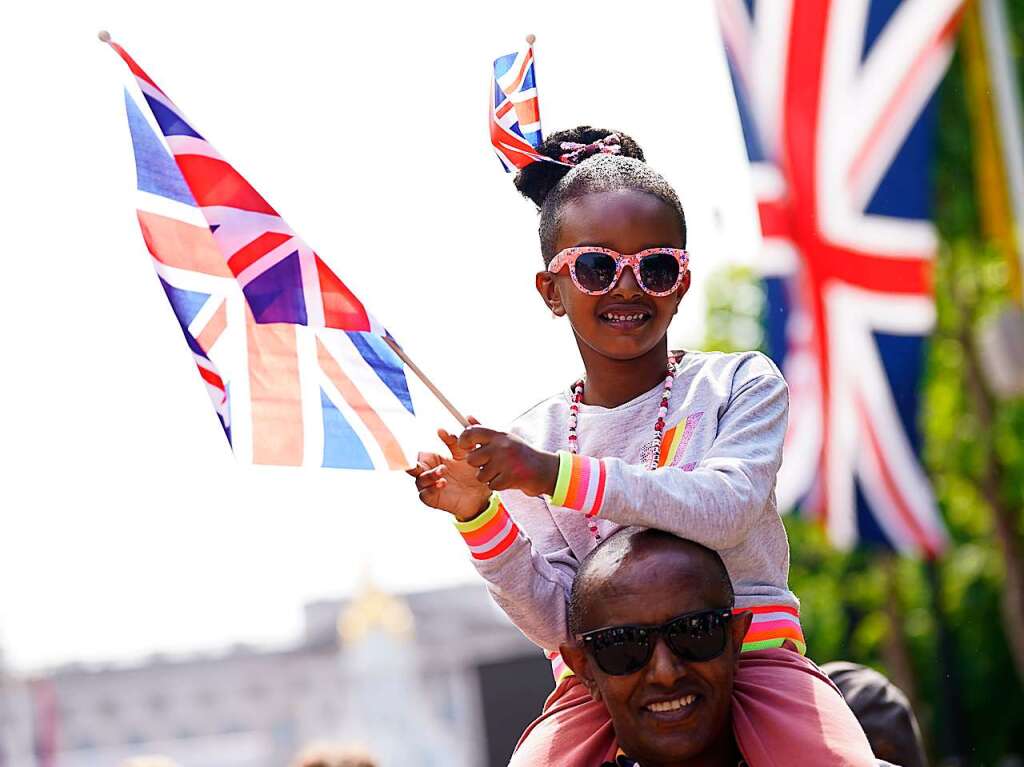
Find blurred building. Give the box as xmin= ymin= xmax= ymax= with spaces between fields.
xmin=0 ymin=584 xmax=554 ymax=767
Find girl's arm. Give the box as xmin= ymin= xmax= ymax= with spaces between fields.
xmin=553 ymin=371 xmax=788 ymax=550
xmin=408 ymin=437 xmax=575 ymax=651
xmin=453 ymin=491 xmax=577 ymax=651
xmin=454 ymin=363 xmax=788 ymax=552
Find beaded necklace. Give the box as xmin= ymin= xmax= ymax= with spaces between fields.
xmin=568 ymin=360 xmax=677 ymax=540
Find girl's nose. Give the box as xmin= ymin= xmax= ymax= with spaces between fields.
xmin=611 ymin=263 xmax=644 ymax=297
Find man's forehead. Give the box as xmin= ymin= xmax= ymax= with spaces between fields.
xmin=580 ymin=544 xmax=728 ymax=629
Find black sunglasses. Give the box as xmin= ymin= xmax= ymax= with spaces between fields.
xmin=576 ymin=608 xmax=734 ymax=677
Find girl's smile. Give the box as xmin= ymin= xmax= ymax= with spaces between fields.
xmin=598 ymin=303 xmax=654 ymax=332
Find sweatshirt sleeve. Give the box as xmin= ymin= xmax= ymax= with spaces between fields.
xmin=453 ymin=492 xmax=577 ymax=650
xmin=548 ymin=370 xmax=788 ymax=551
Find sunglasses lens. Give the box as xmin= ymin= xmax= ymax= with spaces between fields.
xmin=590 ymin=627 xmax=653 ymax=676
xmin=665 ymin=612 xmax=729 ymax=662
xmin=638 ymin=251 xmax=681 ymax=294
xmin=573 ymin=252 xmax=618 ymax=292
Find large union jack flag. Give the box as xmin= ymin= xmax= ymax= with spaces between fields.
xmin=490 ymin=40 xmax=549 ymax=171
xmin=717 ymin=0 xmax=964 ymax=556
xmin=108 ymin=39 xmax=417 ymax=470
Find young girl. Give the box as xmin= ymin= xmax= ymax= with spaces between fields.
xmin=409 ymin=127 xmax=876 ymax=766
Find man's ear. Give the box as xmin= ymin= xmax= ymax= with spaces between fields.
xmin=536 ymin=272 xmax=566 ymax=317
xmin=559 ymin=643 xmax=601 ymax=702
xmin=730 ymin=610 xmax=753 ymax=662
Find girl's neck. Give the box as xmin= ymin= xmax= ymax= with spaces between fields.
xmin=576 ymin=337 xmax=671 ymax=408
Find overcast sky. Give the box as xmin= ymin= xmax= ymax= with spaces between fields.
xmin=0 ymin=1 xmax=760 ymax=673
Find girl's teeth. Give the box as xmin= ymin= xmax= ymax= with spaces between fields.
xmin=646 ymin=694 xmax=697 ymax=712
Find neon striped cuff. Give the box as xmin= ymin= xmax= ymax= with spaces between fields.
xmin=548 ymin=451 xmax=607 ymax=518
xmin=547 ymin=650 xmax=574 ymax=683
xmin=454 ymin=493 xmax=520 ymax=561
xmin=736 ymin=605 xmax=807 ymax=655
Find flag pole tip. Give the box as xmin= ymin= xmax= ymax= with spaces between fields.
xmin=97 ymin=30 xmax=112 ymax=43
xmin=525 ymin=34 xmax=536 ymax=45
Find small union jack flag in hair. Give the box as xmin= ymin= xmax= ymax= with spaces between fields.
xmin=490 ymin=35 xmax=553 ymax=171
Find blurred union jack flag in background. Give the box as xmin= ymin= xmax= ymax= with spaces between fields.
xmin=107 ymin=38 xmax=417 ymax=470
xmin=490 ymin=38 xmax=549 ymax=171
xmin=717 ymin=0 xmax=964 ymax=556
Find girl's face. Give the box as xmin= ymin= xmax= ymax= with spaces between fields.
xmin=536 ymin=189 xmax=690 ymax=362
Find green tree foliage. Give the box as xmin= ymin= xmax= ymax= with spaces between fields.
xmin=924 ymin=3 xmax=1024 ymax=758
xmin=698 ymin=6 xmax=1024 ymax=760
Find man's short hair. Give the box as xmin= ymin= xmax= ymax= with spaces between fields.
xmin=567 ymin=527 xmax=734 ymax=635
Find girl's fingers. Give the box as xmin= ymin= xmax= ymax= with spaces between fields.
xmin=477 ymin=463 xmax=501 ymax=486
xmin=467 ymin=415 xmax=481 ymax=426
xmin=407 ymin=462 xmax=434 ymax=479
xmin=417 ymin=480 xmax=446 ymax=502
xmin=415 ymin=464 xmax=445 ymax=484
xmin=416 ymin=451 xmax=443 ymax=468
xmin=457 ymin=426 xmax=501 ymax=451
xmin=438 ymin=428 xmax=468 ymax=460
xmin=466 ymin=445 xmax=493 ymax=468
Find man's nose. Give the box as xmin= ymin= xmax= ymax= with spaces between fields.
xmin=646 ymin=637 xmax=688 ymax=686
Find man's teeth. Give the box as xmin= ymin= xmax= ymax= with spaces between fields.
xmin=602 ymin=312 xmax=648 ymax=321
xmin=646 ymin=694 xmax=697 ymax=713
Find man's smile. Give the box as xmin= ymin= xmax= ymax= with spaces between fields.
xmin=640 ymin=689 xmax=704 ymax=725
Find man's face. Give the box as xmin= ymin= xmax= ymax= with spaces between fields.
xmin=561 ymin=545 xmax=750 ymax=767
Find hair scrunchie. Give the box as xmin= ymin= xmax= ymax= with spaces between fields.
xmin=558 ymin=133 xmax=622 ymax=165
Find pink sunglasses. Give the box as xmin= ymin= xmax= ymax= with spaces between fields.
xmin=547 ymin=247 xmax=690 ymax=296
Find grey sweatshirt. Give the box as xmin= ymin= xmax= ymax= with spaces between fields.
xmin=464 ymin=350 xmax=798 ymax=654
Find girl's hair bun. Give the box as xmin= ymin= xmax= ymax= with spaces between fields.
xmin=514 ymin=126 xmax=646 ymax=208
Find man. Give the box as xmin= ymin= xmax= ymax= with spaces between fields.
xmin=558 ymin=528 xmax=893 ymax=767
xmin=558 ymin=528 xmax=751 ymax=767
